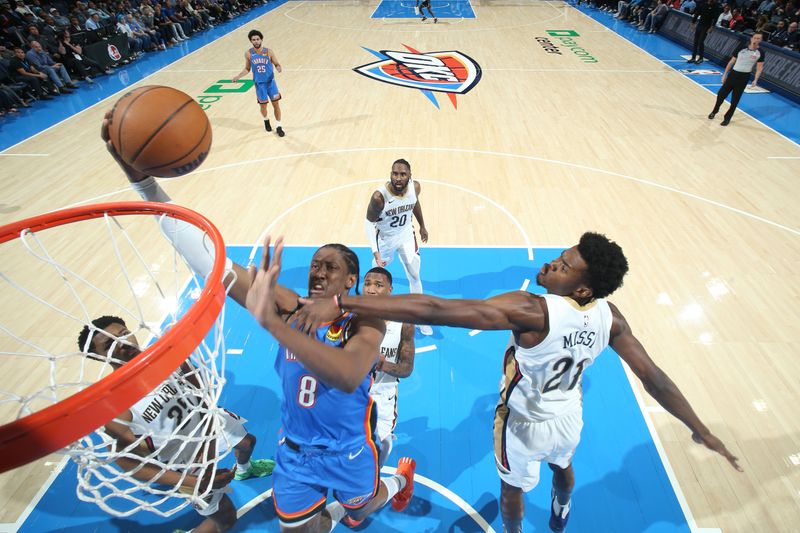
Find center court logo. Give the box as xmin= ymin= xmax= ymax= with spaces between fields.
xmin=354 ymin=44 xmax=482 ymax=109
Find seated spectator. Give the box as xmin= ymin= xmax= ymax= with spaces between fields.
xmin=126 ymin=13 xmax=156 ymax=51
xmin=786 ymin=21 xmax=799 ymax=50
xmin=67 ymin=16 xmax=83 ymax=34
xmin=116 ymin=14 xmax=143 ymax=55
xmin=87 ymin=1 xmax=113 ymax=22
xmin=681 ymin=0 xmax=696 ymax=12
xmin=14 ymin=0 xmax=41 ymax=22
xmin=154 ymin=3 xmax=187 ymax=42
xmin=0 ymin=59 xmax=32 ymax=104
xmin=8 ymin=46 xmax=53 ymax=98
xmin=25 ymin=40 xmax=77 ymax=91
xmin=60 ymin=29 xmax=111 ymax=76
xmin=85 ymin=12 xmax=101 ymax=30
xmin=770 ymin=18 xmax=789 ymax=43
xmin=717 ymin=3 xmax=733 ymax=26
xmin=48 ymin=7 xmax=70 ymax=27
xmin=0 ymin=82 xmax=29 ymax=114
xmin=756 ymin=0 xmax=775 ymax=13
xmin=755 ymin=13 xmax=770 ymax=29
xmin=641 ymin=0 xmax=669 ymax=31
xmin=729 ymin=7 xmax=745 ymax=29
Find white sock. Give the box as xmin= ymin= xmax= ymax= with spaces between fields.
xmin=552 ymin=498 xmax=570 ymax=517
xmin=382 ymin=474 xmax=406 ymax=501
xmin=236 ymin=461 xmax=250 ymax=473
xmin=131 ymin=176 xmax=171 ymax=203
xmin=325 ymin=501 xmax=345 ymax=531
xmin=275 ymin=121 xmax=282 ymax=128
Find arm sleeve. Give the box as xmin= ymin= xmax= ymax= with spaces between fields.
xmin=365 ymin=218 xmax=378 ymax=253
xmin=131 ymin=177 xmax=229 ymax=279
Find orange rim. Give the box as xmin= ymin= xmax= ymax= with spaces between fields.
xmin=0 ymin=201 xmax=227 ymax=473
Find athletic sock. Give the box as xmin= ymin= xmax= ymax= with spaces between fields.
xmin=382 ymin=474 xmax=407 ymax=500
xmin=502 ymin=517 xmax=523 ymax=533
xmin=236 ymin=461 xmax=250 ymax=473
xmin=325 ymin=501 xmax=345 ymax=531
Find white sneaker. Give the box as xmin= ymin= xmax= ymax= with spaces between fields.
xmin=418 ymin=325 xmax=433 ymax=336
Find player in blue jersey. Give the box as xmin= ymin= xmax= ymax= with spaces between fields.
xmin=233 ymin=29 xmax=285 ymax=137
xmin=103 ymin=117 xmax=416 ymax=532
xmin=244 ymin=238 xmax=417 ymax=531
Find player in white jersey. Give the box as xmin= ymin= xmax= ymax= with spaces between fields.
xmin=77 ymin=315 xmax=276 ymax=533
xmin=295 ymin=232 xmax=742 ymax=533
xmin=364 ymin=267 xmax=416 ymax=468
xmin=365 ymin=159 xmax=432 ymax=335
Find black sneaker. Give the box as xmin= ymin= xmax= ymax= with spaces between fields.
xmin=434 ymin=17 xmax=438 ymax=22
xmin=721 ymin=118 xmax=731 ymax=126
xmin=549 ymin=488 xmax=571 ymax=532
xmin=276 ymin=126 xmax=285 ymax=137
xmin=264 ymin=119 xmax=272 ymax=132
xmin=421 ymin=16 xmax=427 ymax=21
xmin=708 ymin=112 xmax=716 ymax=119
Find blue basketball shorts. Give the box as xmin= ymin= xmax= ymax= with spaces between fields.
xmin=255 ymin=79 xmax=280 ymax=103
xmin=272 ymin=436 xmax=381 ymax=525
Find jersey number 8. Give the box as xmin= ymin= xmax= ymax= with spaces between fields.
xmin=298 ymin=375 xmax=318 ymax=408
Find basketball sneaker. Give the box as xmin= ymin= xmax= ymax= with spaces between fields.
xmin=549 ymin=488 xmax=571 ymax=532
xmin=391 ymin=457 xmax=416 ymax=512
xmin=341 ymin=515 xmax=364 ymax=528
xmin=234 ymin=458 xmax=276 ymax=480
xmin=264 ymin=119 xmax=272 ymax=132
xmin=277 ymin=126 xmax=285 ymax=137
xmin=421 ymin=16 xmax=427 ymax=21
xmin=434 ymin=17 xmax=438 ymax=22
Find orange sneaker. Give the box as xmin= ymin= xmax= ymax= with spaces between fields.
xmin=391 ymin=457 xmax=416 ymax=512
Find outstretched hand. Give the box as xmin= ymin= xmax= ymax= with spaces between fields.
xmin=245 ymin=236 xmax=284 ymax=329
xmin=294 ymin=294 xmax=342 ymax=334
xmin=100 ymin=110 xmax=150 ymax=183
xmin=693 ymin=431 xmax=743 ymax=472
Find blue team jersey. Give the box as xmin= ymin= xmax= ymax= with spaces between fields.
xmin=275 ymin=313 xmax=377 ymax=451
xmin=250 ymin=47 xmax=274 ymax=83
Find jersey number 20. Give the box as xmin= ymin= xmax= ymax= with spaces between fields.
xmin=298 ymin=375 xmax=318 ymax=408
xmin=389 ymin=214 xmax=407 ymax=228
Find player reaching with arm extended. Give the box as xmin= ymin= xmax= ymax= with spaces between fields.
xmin=102 ymin=115 xmax=415 ymax=533
xmin=232 ymin=29 xmax=285 ymax=137
xmin=290 ymin=232 xmax=742 ymax=533
xmin=365 ymin=159 xmax=432 ymax=335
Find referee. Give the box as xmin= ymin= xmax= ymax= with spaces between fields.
xmin=708 ymin=32 xmax=765 ymax=126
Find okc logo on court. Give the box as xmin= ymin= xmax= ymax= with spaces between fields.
xmin=354 ymin=44 xmax=482 ymax=109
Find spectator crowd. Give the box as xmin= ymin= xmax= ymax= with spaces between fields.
xmin=579 ymin=0 xmax=799 ymax=48
xmin=0 ymin=0 xmax=271 ymax=116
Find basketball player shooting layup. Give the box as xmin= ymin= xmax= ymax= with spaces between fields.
xmin=232 ymin=29 xmax=284 ymax=137
xmin=365 ymin=159 xmax=432 ymax=335
xmin=102 ymin=115 xmax=415 ymax=533
xmin=290 ymin=232 xmax=743 ymax=533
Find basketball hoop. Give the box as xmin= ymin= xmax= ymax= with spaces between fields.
xmin=0 ymin=201 xmax=232 ymax=516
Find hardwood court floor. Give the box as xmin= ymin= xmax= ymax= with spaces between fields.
xmin=1 ymin=1 xmax=799 ymax=531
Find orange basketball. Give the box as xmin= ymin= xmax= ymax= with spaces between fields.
xmin=107 ymin=85 xmax=212 ymax=178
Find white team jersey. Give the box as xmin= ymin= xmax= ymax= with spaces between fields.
xmin=128 ymin=367 xmax=206 ymax=465
xmin=375 ymin=181 xmax=417 ymax=239
xmin=500 ymin=294 xmax=612 ymax=421
xmin=372 ymin=320 xmax=403 ymax=394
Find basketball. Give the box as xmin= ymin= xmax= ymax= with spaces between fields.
xmin=107 ymin=85 xmax=212 ymax=178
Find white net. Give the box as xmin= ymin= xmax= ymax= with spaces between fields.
xmin=0 ymin=204 xmax=235 ymax=517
